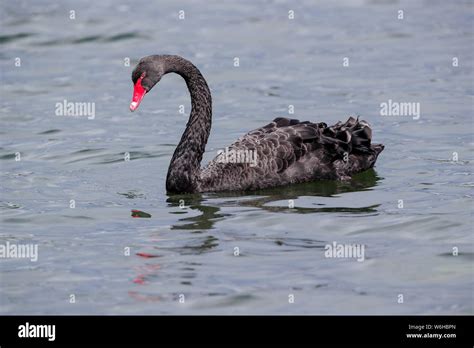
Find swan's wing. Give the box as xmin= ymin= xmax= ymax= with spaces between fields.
xmin=233 ymin=116 xmax=381 ymax=170
xmin=232 ymin=117 xmax=324 ymax=174
xmin=200 ymin=116 xmax=383 ymax=191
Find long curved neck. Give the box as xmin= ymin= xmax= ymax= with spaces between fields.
xmin=163 ymin=56 xmax=212 ymax=193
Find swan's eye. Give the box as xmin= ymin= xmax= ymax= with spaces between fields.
xmin=140 ymin=72 xmax=146 ymax=79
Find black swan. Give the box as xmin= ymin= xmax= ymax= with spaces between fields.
xmin=130 ymin=55 xmax=384 ymax=194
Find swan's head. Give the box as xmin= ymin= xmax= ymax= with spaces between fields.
xmin=130 ymin=57 xmax=164 ymax=111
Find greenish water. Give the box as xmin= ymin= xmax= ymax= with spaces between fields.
xmin=0 ymin=0 xmax=472 ymax=314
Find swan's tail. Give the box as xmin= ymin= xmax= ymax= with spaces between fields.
xmin=322 ymin=116 xmax=384 ymax=170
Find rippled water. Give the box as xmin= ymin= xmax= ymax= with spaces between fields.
xmin=0 ymin=0 xmax=472 ymax=314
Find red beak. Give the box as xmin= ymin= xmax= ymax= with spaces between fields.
xmin=130 ymin=76 xmax=146 ymax=112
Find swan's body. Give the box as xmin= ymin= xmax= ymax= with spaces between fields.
xmin=130 ymin=55 xmax=384 ymax=194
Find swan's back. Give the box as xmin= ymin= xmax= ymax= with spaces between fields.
xmin=198 ymin=116 xmax=384 ymax=192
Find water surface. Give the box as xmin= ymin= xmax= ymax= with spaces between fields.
xmin=0 ymin=0 xmax=472 ymax=314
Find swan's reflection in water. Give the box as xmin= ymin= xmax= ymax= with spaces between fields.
xmin=129 ymin=170 xmax=381 ymax=300
xmin=167 ymin=168 xmax=381 ymax=228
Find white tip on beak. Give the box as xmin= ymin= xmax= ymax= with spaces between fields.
xmin=130 ymin=101 xmax=138 ymax=112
